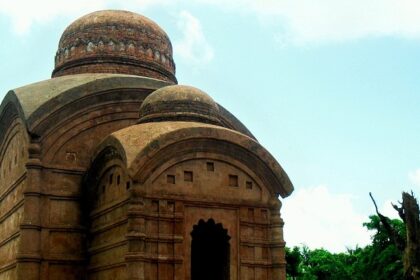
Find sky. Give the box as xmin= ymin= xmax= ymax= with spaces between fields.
xmin=1 ymin=0 xmax=420 ymax=253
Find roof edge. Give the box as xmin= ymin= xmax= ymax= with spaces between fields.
xmin=93 ymin=122 xmax=294 ymax=197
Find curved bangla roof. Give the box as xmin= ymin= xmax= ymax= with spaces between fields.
xmin=0 ymin=9 xmax=292 ymax=198
xmin=93 ymin=121 xmax=294 ymax=198
xmin=0 ymin=73 xmax=169 ymax=132
xmin=0 ymin=73 xmax=255 ymax=142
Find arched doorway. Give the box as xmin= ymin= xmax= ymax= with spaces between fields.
xmin=191 ymin=219 xmax=230 ymax=280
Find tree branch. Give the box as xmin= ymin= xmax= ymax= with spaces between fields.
xmin=392 ymin=202 xmax=406 ymax=222
xmin=369 ymin=192 xmax=405 ymax=251
xmin=369 ymin=192 xmax=380 ymax=216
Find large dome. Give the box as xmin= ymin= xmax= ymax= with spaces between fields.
xmin=139 ymin=85 xmax=222 ymax=125
xmin=52 ymin=10 xmax=176 ymax=83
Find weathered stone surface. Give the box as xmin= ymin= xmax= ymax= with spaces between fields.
xmin=52 ymin=10 xmax=177 ymax=83
xmin=5 ymin=73 xmax=171 ymax=125
xmin=94 ymin=121 xmax=293 ymax=197
xmin=139 ymin=85 xmax=222 ymax=125
xmin=0 ymin=9 xmax=293 ymax=280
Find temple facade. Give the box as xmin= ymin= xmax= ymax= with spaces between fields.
xmin=0 ymin=10 xmax=293 ymax=280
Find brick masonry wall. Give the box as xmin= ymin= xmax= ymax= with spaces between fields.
xmin=0 ymin=119 xmax=28 ymax=280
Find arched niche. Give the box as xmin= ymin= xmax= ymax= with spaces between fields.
xmin=191 ymin=219 xmax=230 ymax=280
xmin=82 ymin=146 xmax=132 ymax=280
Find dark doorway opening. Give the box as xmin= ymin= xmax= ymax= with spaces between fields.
xmin=191 ymin=219 xmax=230 ymax=280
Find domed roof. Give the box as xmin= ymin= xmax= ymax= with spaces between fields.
xmin=139 ymin=85 xmax=221 ymax=125
xmin=52 ymin=10 xmax=176 ymax=83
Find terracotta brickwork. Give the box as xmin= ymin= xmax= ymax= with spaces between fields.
xmin=87 ymin=164 xmax=131 ymax=279
xmin=35 ymin=87 xmax=158 ymax=279
xmin=81 ymin=119 xmax=292 ymax=280
xmin=52 ymin=10 xmax=176 ymax=83
xmin=84 ymin=151 xmax=286 ymax=280
xmin=0 ymin=10 xmax=293 ymax=280
xmin=54 ymin=63 xmax=173 ymax=83
xmin=0 ymin=118 xmax=28 ymax=279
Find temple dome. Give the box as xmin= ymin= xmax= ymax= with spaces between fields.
xmin=139 ymin=85 xmax=221 ymax=125
xmin=52 ymin=10 xmax=176 ymax=83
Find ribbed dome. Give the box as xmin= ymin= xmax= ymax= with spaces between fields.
xmin=139 ymin=85 xmax=221 ymax=125
xmin=52 ymin=10 xmax=176 ymax=83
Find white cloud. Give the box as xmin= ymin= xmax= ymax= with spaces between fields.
xmin=0 ymin=2 xmax=215 ymax=64
xmin=3 ymin=0 xmax=420 ymax=44
xmin=173 ymin=11 xmax=214 ymax=65
xmin=0 ymin=0 xmax=108 ymax=34
xmin=0 ymin=0 xmax=171 ymax=34
xmin=198 ymin=0 xmax=420 ymax=44
xmin=281 ymin=185 xmax=371 ymax=253
xmin=409 ymin=168 xmax=420 ymax=188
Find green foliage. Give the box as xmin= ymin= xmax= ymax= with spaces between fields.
xmin=286 ymin=215 xmax=404 ymax=280
xmin=363 ymin=215 xmax=406 ymax=249
xmin=352 ymin=215 xmax=404 ymax=280
xmin=286 ymin=246 xmax=302 ymax=279
xmin=300 ymin=248 xmax=351 ymax=280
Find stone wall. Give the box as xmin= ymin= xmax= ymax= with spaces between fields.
xmin=86 ymin=153 xmax=287 ymax=280
xmin=30 ymin=88 xmax=153 ymax=279
xmin=0 ymin=119 xmax=28 ymax=280
xmin=87 ymin=164 xmax=131 ymax=280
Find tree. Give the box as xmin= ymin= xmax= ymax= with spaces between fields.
xmin=285 ymin=215 xmax=405 ymax=280
xmin=284 ymin=191 xmax=419 ymax=280
xmin=301 ymin=248 xmax=351 ymax=280
xmin=351 ymin=215 xmax=404 ymax=280
xmin=370 ymin=191 xmax=420 ymax=280
xmin=286 ymin=246 xmax=302 ymax=279
xmin=395 ymin=192 xmax=420 ymax=279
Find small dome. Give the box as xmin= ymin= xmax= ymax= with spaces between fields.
xmin=139 ymin=85 xmax=221 ymax=125
xmin=52 ymin=10 xmax=176 ymax=83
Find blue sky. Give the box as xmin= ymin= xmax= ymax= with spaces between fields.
xmin=1 ymin=0 xmax=419 ymax=252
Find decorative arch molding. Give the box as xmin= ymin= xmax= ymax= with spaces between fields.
xmin=0 ymin=118 xmax=27 ymax=158
xmin=82 ymin=145 xmax=133 ymax=278
xmin=18 ymin=74 xmax=169 ymax=130
xmin=84 ymin=145 xmax=126 ymax=191
xmin=0 ymin=104 xmax=30 ymax=190
xmin=1 ymin=74 xmax=258 ymax=163
xmin=0 ymin=99 xmax=27 ymax=147
xmin=136 ymin=138 xmax=291 ymax=197
xmin=29 ymin=88 xmax=150 ymax=138
xmin=142 ymin=153 xmax=268 ymax=205
xmin=92 ymin=122 xmax=293 ymax=198
xmin=0 ymin=118 xmax=29 ymax=190
xmin=147 ymin=152 xmax=265 ymax=190
xmin=40 ymin=99 xmax=142 ymax=167
xmin=0 ymin=74 xmax=170 ymax=138
xmin=82 ymin=145 xmax=128 ymax=220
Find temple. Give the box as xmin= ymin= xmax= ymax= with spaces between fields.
xmin=0 ymin=10 xmax=293 ymax=280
